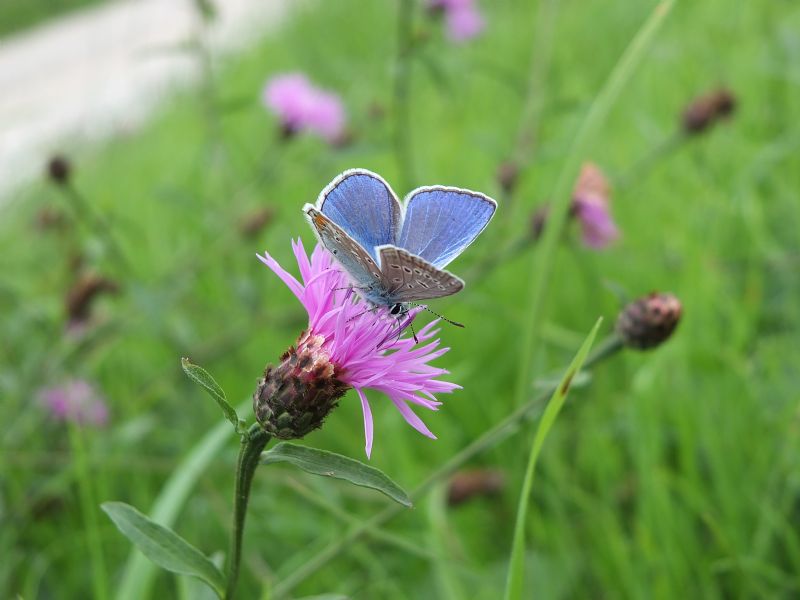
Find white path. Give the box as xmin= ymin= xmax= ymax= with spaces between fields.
xmin=0 ymin=0 xmax=295 ymax=203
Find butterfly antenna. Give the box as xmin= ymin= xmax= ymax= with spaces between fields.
xmin=409 ymin=303 xmax=465 ymax=328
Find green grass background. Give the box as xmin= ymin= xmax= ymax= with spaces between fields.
xmin=2 ymin=0 xmax=800 ymax=597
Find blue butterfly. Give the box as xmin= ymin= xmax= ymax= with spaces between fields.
xmin=304 ymin=169 xmax=497 ymax=317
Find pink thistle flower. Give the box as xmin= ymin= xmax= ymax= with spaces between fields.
xmin=254 ymin=239 xmax=459 ymax=457
xmin=39 ymin=379 xmax=109 ymax=427
xmin=262 ymin=73 xmax=346 ymax=144
xmin=428 ymin=0 xmax=485 ymax=42
xmin=571 ymin=162 xmax=619 ymax=249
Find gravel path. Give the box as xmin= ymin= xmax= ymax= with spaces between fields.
xmin=0 ymin=0 xmax=294 ymax=203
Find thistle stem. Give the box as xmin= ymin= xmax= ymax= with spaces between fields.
xmin=272 ymin=334 xmax=625 ymax=597
xmin=225 ymin=424 xmax=271 ymax=600
xmin=393 ymin=0 xmax=416 ymax=191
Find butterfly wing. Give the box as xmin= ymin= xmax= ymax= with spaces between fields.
xmin=378 ymin=245 xmax=464 ymax=302
xmin=316 ymin=169 xmax=402 ymax=262
xmin=305 ymin=207 xmax=384 ymax=293
xmin=397 ymin=186 xmax=497 ymax=269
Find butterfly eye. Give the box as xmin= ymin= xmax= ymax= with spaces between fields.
xmin=390 ymin=303 xmax=403 ymax=315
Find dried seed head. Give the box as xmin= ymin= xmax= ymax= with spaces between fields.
xmin=238 ymin=207 xmax=275 ymax=239
xmin=47 ymin=155 xmax=72 ymax=186
xmin=253 ymin=331 xmax=349 ymax=439
xmin=616 ymin=292 xmax=682 ymax=350
xmin=682 ymin=88 xmax=737 ymax=135
xmin=66 ymin=273 xmax=120 ymax=326
xmin=447 ymin=468 xmax=506 ymax=507
xmin=529 ymin=204 xmax=549 ymax=241
xmin=496 ymin=161 xmax=520 ymax=195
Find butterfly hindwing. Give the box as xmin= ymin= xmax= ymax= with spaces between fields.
xmin=378 ymin=245 xmax=464 ymax=303
xmin=398 ymin=186 xmax=497 ymax=270
xmin=317 ymin=169 xmax=402 ymax=262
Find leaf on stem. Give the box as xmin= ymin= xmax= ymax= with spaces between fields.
xmin=101 ymin=501 xmax=225 ymax=599
xmin=181 ymin=357 xmax=245 ymax=433
xmin=261 ymin=442 xmax=412 ymax=507
xmin=504 ymin=317 xmax=603 ymax=600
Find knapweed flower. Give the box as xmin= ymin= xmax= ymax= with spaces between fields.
xmin=262 ymin=73 xmax=346 ymax=144
xmin=571 ymin=162 xmax=619 ymax=249
xmin=428 ymin=0 xmax=485 ymax=42
xmin=254 ymin=240 xmax=459 ymax=457
xmin=39 ymin=379 xmax=109 ymax=427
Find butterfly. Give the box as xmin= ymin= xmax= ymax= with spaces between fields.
xmin=303 ymin=168 xmax=497 ymax=318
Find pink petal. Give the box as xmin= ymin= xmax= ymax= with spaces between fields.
xmin=356 ymin=388 xmax=374 ymax=458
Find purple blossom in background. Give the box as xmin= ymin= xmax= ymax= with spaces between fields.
xmin=572 ymin=162 xmax=619 ymax=249
xmin=262 ymin=73 xmax=346 ymax=143
xmin=39 ymin=379 xmax=109 ymax=427
xmin=258 ymin=240 xmax=459 ymax=457
xmin=429 ymin=0 xmax=485 ymax=42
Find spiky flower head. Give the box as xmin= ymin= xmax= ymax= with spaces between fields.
xmin=616 ymin=292 xmax=682 ymax=350
xmin=254 ymin=240 xmax=459 ymax=457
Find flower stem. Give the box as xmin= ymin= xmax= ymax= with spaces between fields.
xmin=272 ymin=334 xmax=625 ymax=597
xmin=225 ymin=423 xmax=271 ymax=600
xmin=393 ymin=0 xmax=416 ymax=191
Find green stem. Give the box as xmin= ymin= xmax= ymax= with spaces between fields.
xmin=225 ymin=424 xmax=271 ymax=600
xmin=61 ymin=183 xmax=134 ymax=274
xmin=613 ymin=130 xmax=686 ymax=190
xmin=272 ymin=335 xmax=625 ymax=597
xmin=393 ymin=0 xmax=416 ymax=191
xmin=511 ymin=0 xmax=674 ymax=418
xmin=68 ymin=423 xmax=109 ymax=600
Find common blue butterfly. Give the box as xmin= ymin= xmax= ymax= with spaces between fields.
xmin=304 ymin=168 xmax=497 ymax=316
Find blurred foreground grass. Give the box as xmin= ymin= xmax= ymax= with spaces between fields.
xmin=2 ymin=0 xmax=800 ymax=597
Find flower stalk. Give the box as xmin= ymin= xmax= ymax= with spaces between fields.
xmin=225 ymin=423 xmax=271 ymax=600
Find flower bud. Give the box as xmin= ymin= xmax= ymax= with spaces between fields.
xmin=447 ymin=468 xmax=505 ymax=507
xmin=616 ymin=292 xmax=682 ymax=350
xmin=529 ymin=204 xmax=549 ymax=241
xmin=681 ymin=88 xmax=736 ymax=135
xmin=253 ymin=331 xmax=349 ymax=439
xmin=47 ymin=155 xmax=72 ymax=186
xmin=496 ymin=161 xmax=520 ymax=195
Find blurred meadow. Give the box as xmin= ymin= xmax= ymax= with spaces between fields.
xmin=2 ymin=0 xmax=800 ymax=598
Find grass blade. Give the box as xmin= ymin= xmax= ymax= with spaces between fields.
xmin=504 ymin=318 xmax=602 ymax=600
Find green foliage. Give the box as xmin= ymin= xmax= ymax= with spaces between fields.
xmin=2 ymin=0 xmax=800 ymax=598
xmin=181 ymin=357 xmax=246 ymax=433
xmin=262 ymin=442 xmax=412 ymax=507
xmin=505 ymin=318 xmax=602 ymax=600
xmin=102 ymin=502 xmax=225 ymax=598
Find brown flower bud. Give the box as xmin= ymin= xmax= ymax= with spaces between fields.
xmin=47 ymin=155 xmax=72 ymax=185
xmin=529 ymin=204 xmax=549 ymax=241
xmin=254 ymin=331 xmax=349 ymax=439
xmin=616 ymin=292 xmax=682 ymax=350
xmin=238 ymin=207 xmax=274 ymax=239
xmin=682 ymin=88 xmax=737 ymax=135
xmin=66 ymin=273 xmax=120 ymax=326
xmin=496 ymin=161 xmax=520 ymax=195
xmin=447 ymin=468 xmax=505 ymax=507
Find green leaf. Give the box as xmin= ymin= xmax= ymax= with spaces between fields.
xmin=102 ymin=502 xmax=225 ymax=599
xmin=261 ymin=443 xmax=412 ymax=508
xmin=181 ymin=357 xmax=245 ymax=433
xmin=504 ymin=317 xmax=603 ymax=600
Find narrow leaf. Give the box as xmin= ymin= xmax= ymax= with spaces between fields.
xmin=181 ymin=357 xmax=244 ymax=432
xmin=261 ymin=443 xmax=412 ymax=507
xmin=504 ymin=318 xmax=603 ymax=600
xmin=102 ymin=502 xmax=225 ymax=598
